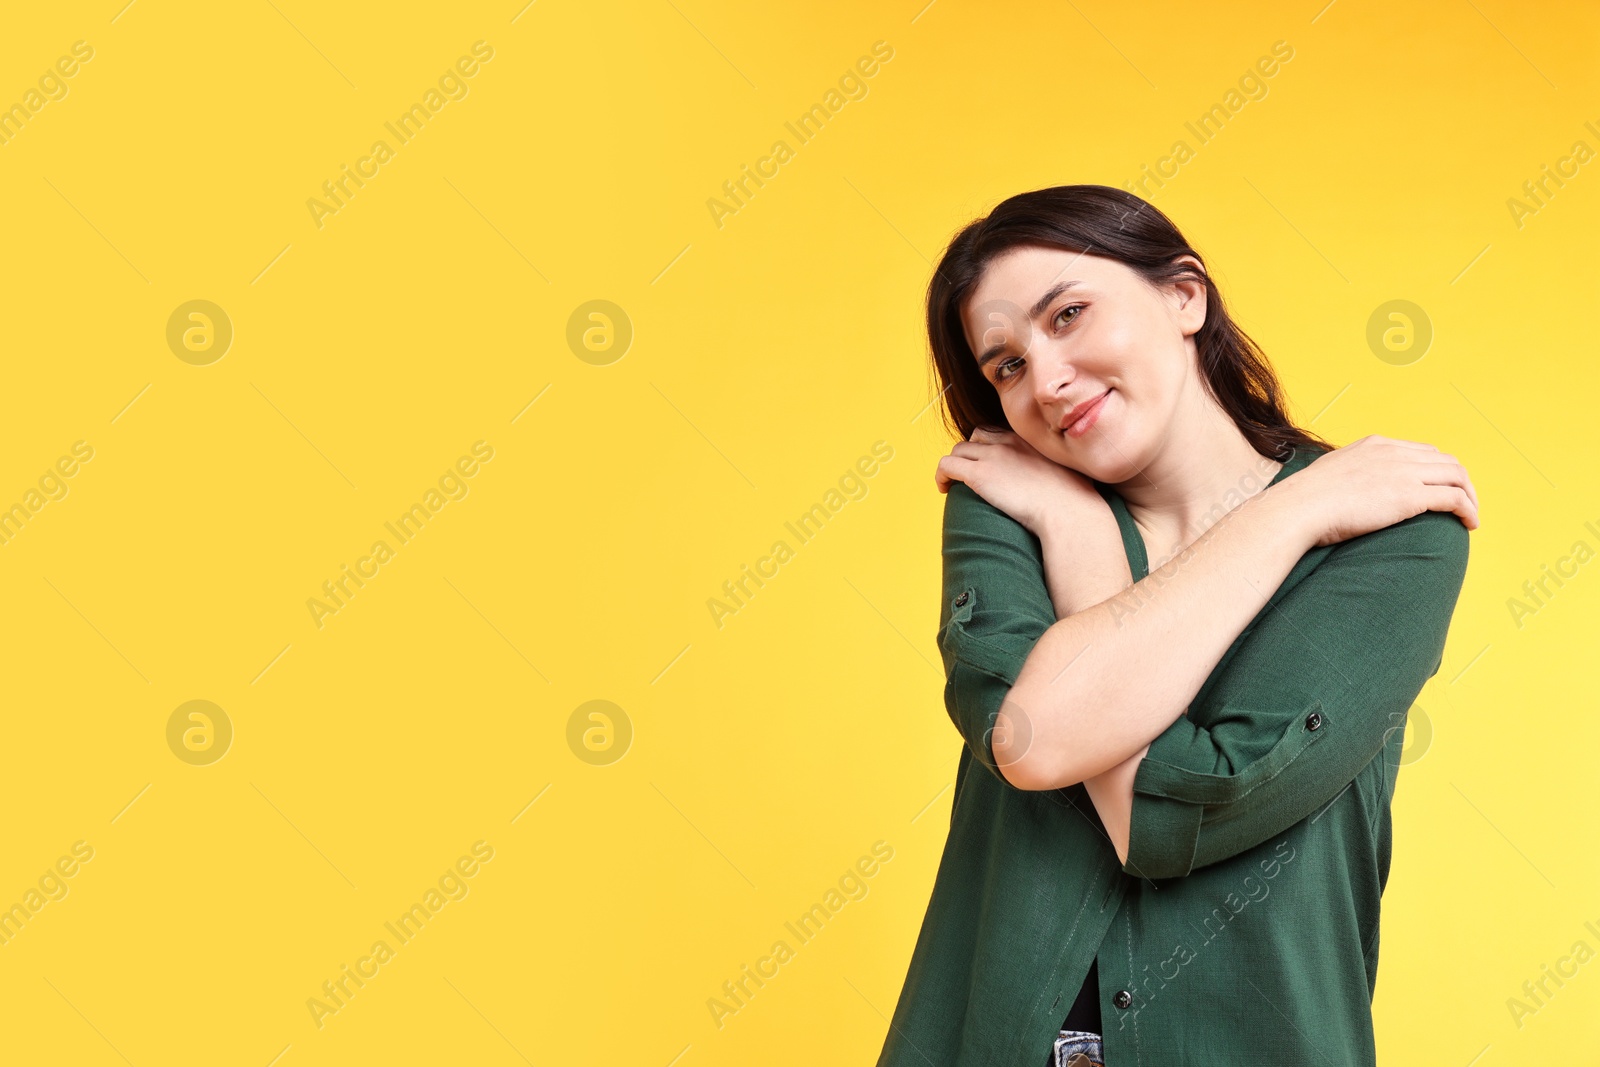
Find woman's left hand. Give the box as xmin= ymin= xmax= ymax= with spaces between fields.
xmin=934 ymin=427 xmax=1102 ymax=540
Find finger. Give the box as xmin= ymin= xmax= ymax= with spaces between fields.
xmin=1413 ymin=454 xmax=1479 ymax=512
xmin=1439 ymin=456 xmax=1479 ymax=514
xmin=1423 ymin=484 xmax=1478 ymax=529
xmin=1446 ymin=461 xmax=1479 ymax=513
xmin=1457 ymin=486 xmax=1479 ymax=529
xmin=935 ymin=454 xmax=976 ymax=493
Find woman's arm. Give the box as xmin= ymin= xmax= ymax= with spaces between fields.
xmin=1080 ymin=746 xmax=1146 ymax=864
xmin=993 ymin=479 xmax=1320 ymax=792
xmin=1120 ymin=509 xmax=1468 ymax=878
xmin=1028 ymin=498 xmax=1155 ymax=864
xmin=936 ymin=478 xmax=1467 ymax=875
xmin=995 ymin=435 xmax=1479 ymax=796
xmin=938 ymin=432 xmax=1476 ymax=864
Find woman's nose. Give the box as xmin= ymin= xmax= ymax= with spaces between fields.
xmin=1033 ymin=352 xmax=1073 ymax=404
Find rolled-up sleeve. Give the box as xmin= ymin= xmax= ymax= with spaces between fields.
xmin=935 ymin=482 xmax=1057 ymax=783
xmin=1123 ymin=509 xmax=1471 ymax=879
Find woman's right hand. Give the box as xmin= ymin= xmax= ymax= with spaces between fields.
xmin=934 ymin=427 xmax=1108 ymax=543
xmin=1278 ymin=435 xmax=1480 ymax=549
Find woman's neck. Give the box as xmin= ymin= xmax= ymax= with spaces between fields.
xmin=1114 ymin=420 xmax=1285 ymax=567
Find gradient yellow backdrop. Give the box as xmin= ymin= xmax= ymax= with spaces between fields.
xmin=0 ymin=1 xmax=1594 ymax=1063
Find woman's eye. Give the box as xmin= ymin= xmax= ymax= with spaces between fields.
xmin=992 ymin=307 xmax=1081 ymax=383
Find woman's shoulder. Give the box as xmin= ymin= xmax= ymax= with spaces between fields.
xmin=1322 ymin=506 xmax=1471 ymax=589
xmin=1294 ymin=443 xmax=1470 ymax=568
xmin=941 ymin=479 xmax=1033 ymax=544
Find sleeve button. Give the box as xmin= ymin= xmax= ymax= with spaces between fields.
xmin=1306 ymin=711 xmax=1323 ymax=731
xmin=954 ymin=591 xmax=969 ymax=607
xmin=1112 ymin=989 xmax=1132 ymax=1009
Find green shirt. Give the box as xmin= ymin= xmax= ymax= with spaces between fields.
xmin=877 ymin=445 xmax=1469 ymax=1066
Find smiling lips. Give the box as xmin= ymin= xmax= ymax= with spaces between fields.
xmin=1060 ymin=390 xmax=1110 ymax=437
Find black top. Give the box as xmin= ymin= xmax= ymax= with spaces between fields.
xmin=1045 ymin=957 xmax=1101 ymax=1064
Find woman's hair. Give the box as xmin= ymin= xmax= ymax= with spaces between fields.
xmin=925 ymin=184 xmax=1334 ymax=462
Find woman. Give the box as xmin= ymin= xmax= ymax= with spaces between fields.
xmin=877 ymin=185 xmax=1476 ymax=1066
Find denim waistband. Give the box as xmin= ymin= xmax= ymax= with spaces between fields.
xmin=1053 ymin=1028 xmax=1105 ymax=1067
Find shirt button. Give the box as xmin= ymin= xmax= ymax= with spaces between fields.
xmin=1113 ymin=989 xmax=1132 ymax=1009
xmin=1306 ymin=711 xmax=1323 ymax=731
xmin=954 ymin=591 xmax=969 ymax=607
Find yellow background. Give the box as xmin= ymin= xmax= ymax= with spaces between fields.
xmin=0 ymin=0 xmax=1595 ymax=1063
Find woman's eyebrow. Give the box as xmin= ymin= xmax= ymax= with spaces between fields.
xmin=975 ymin=280 xmax=1085 ymax=365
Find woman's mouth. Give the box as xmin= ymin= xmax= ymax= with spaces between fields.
xmin=1062 ymin=390 xmax=1110 ymax=438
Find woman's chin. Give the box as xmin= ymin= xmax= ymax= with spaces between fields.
xmin=1058 ymin=435 xmax=1140 ymax=485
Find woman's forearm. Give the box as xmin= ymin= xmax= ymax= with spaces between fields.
xmin=995 ymin=479 xmax=1318 ymax=791
xmin=1029 ymin=494 xmax=1154 ymax=860
xmin=1080 ymin=741 xmax=1147 ymax=864
xmin=1037 ymin=494 xmax=1134 ymax=615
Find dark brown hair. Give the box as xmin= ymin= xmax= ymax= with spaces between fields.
xmin=925 ymin=184 xmax=1334 ymax=462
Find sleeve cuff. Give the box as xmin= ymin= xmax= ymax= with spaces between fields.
xmin=1124 ymin=698 xmax=1326 ymax=878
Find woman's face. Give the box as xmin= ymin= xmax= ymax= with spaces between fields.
xmin=959 ymin=245 xmax=1207 ymax=483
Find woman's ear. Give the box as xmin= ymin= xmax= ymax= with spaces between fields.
xmin=1168 ymin=255 xmax=1208 ymax=337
